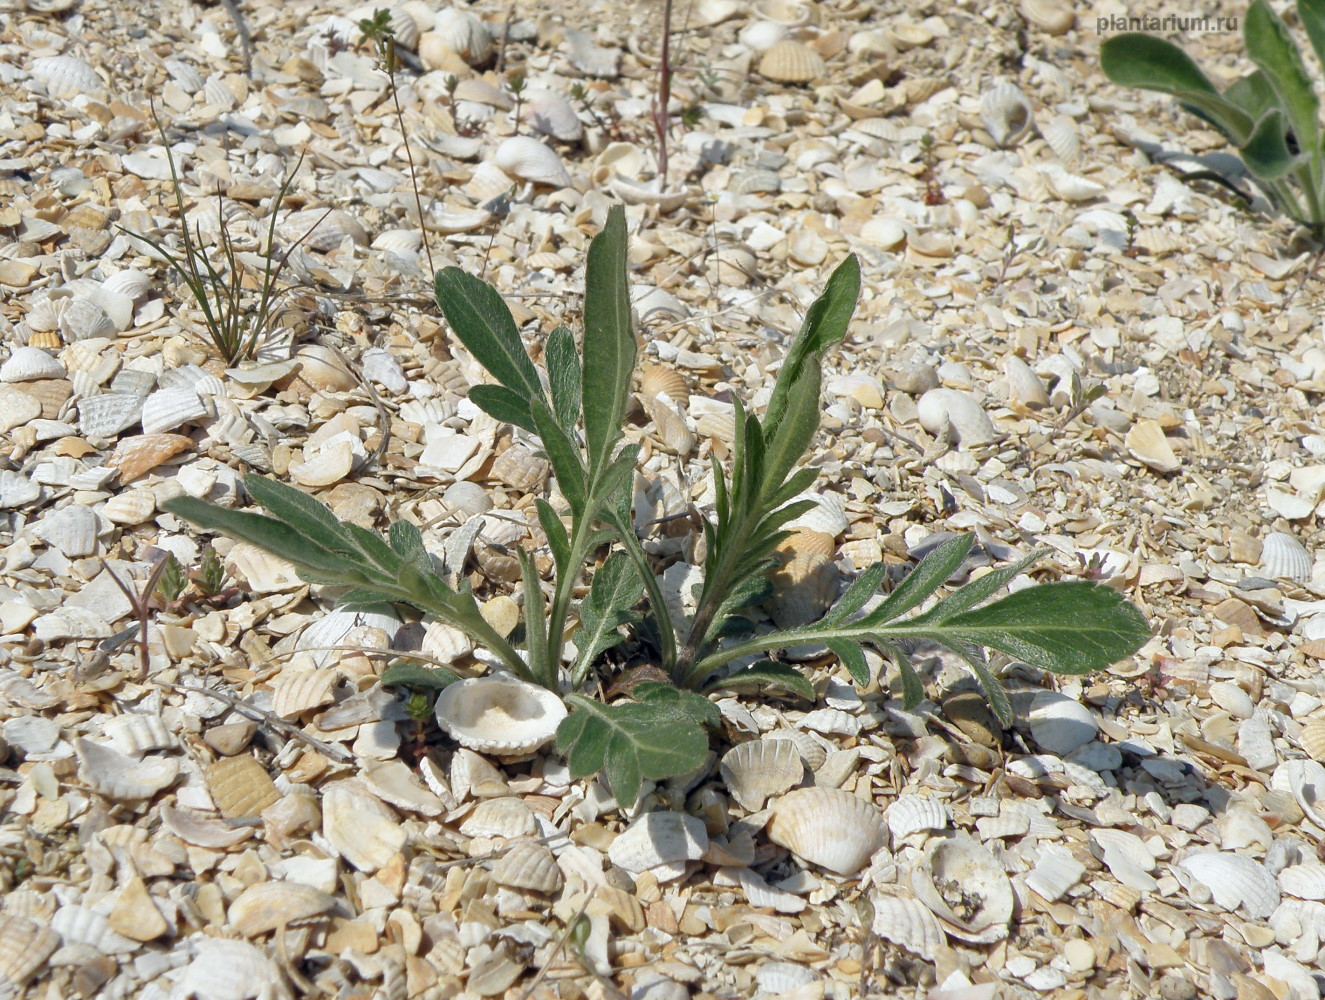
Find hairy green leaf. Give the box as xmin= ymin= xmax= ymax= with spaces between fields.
xmin=705 ymin=660 xmax=815 ymax=700
xmin=435 ymin=267 xmax=543 ymax=400
xmin=388 ymin=519 xmax=430 ymax=568
xmin=633 ymin=681 xmax=721 ymax=729
xmin=573 ymin=552 xmax=642 ymax=675
xmin=855 ymin=535 xmax=973 ymax=628
xmin=1225 ymin=69 xmax=1278 ymax=122
xmin=826 ymin=638 xmax=869 ymax=685
xmin=887 ymin=643 xmax=925 ymax=710
xmin=1245 ymin=0 xmax=1319 ymax=155
xmin=536 ymin=499 xmax=570 ymax=574
xmin=821 ymin=562 xmax=889 ymax=627
xmin=335 ymin=588 xmax=404 ymax=611
xmin=556 ymin=694 xmax=710 ymax=807
xmin=581 ymin=205 xmax=634 ymax=480
xmin=517 ymin=548 xmax=550 ymax=684
xmin=546 ymin=325 xmax=582 ymax=430
xmin=1242 ymin=108 xmax=1304 ymax=180
xmin=467 ymin=384 xmax=537 ymax=434
xmin=381 ymin=661 xmax=459 ymax=691
xmin=531 ymin=404 xmax=587 ymax=518
xmin=938 ymin=639 xmax=1013 ymax=727
xmin=242 ymin=475 xmax=354 ymax=551
xmin=905 ymin=544 xmax=1038 ymax=625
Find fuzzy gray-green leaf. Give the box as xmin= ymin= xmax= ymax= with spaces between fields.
xmin=821 ymin=562 xmax=889 ymax=626
xmin=531 ymin=404 xmax=587 ymax=518
xmin=855 ymin=535 xmax=973 ymax=629
xmin=381 ymin=661 xmax=459 ymax=691
xmin=535 ymin=499 xmax=570 ymax=574
xmin=705 ymin=660 xmax=815 ymax=700
xmin=1245 ymin=0 xmax=1319 ymax=155
xmin=633 ymin=681 xmax=721 ymax=729
xmin=467 ymin=384 xmax=537 ymax=434
xmin=904 ymin=544 xmax=1037 ymax=625
xmin=826 ymin=639 xmax=869 ymax=686
xmin=546 ymin=325 xmax=582 ymax=430
xmin=435 ymin=267 xmax=543 ymax=400
xmin=581 ymin=205 xmax=634 ymax=479
xmin=1242 ymin=108 xmax=1304 ymax=180
xmin=573 ymin=552 xmax=642 ymax=674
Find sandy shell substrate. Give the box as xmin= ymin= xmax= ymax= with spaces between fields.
xmin=5 ymin=0 xmax=1325 ymax=997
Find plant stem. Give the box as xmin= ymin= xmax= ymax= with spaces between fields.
xmin=383 ymin=38 xmax=435 ymax=275
xmin=550 ymin=518 xmax=600 ymax=688
xmin=652 ymin=0 xmax=674 ymax=189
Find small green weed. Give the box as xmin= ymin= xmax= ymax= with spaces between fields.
xmin=165 ymin=206 xmax=1150 ymax=806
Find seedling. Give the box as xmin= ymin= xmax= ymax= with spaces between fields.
xmin=165 ymin=206 xmax=1150 ymax=806
xmin=1101 ymin=0 xmax=1325 ymax=234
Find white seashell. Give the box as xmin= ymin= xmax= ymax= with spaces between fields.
xmin=282 ymin=209 xmax=368 ymax=251
xmin=101 ymin=269 xmax=152 ymax=304
xmin=176 ymin=938 xmax=283 ymax=1000
xmin=0 ymin=914 xmax=59 ymax=990
xmin=322 ymin=780 xmax=406 ymax=872
xmin=164 ymin=58 xmax=205 ymax=93
xmin=861 ymin=216 xmax=907 ymax=250
xmin=765 ymin=729 xmax=828 ymax=772
xmin=1024 ymin=843 xmax=1085 ymax=901
xmin=50 ymin=905 xmax=137 ymax=954
xmin=2 ymin=346 xmax=64 ymax=382
xmin=753 ymin=0 xmax=811 ymax=25
xmin=1278 ymin=758 xmax=1325 ymax=828
xmin=493 ymin=136 xmax=573 ymax=188
xmin=739 ymin=19 xmax=788 ymax=52
xmin=1091 ymin=827 xmax=1157 ymax=890
xmin=641 ymin=392 xmax=695 ymax=457
xmin=159 ymin=805 xmax=254 ymax=849
xmin=757 ymin=39 xmax=826 ymax=83
xmin=733 ymin=867 xmax=806 ymax=913
xmin=1179 ymin=851 xmax=1280 ymax=919
xmin=912 ymin=835 xmax=1014 ymax=943
xmin=432 ymin=7 xmax=493 ymax=64
xmin=693 ymin=0 xmax=744 ymax=26
xmin=563 ymin=27 xmax=619 ymax=77
xmin=1262 ymin=531 xmax=1312 ymax=582
xmin=30 ymin=55 xmax=103 ymax=99
xmin=756 ymin=961 xmax=820 ymax=994
xmin=76 ymin=739 xmax=179 ymax=801
xmin=4 ymin=717 xmax=59 ymax=755
xmin=1125 ymin=419 xmax=1181 ymax=473
xmin=720 ymin=738 xmax=806 ymax=811
xmin=797 ymin=707 xmax=861 ymax=736
xmin=608 ymin=812 xmax=709 ymax=873
xmin=869 ymin=895 xmax=947 ymax=961
xmin=434 ymin=675 xmax=567 ymax=755
xmin=1004 ymin=356 xmax=1049 ymax=409
xmin=140 ymin=387 xmax=208 ymax=435
xmin=103 ymin=714 xmax=175 ymax=757
xmin=784 ymin=490 xmax=849 ymax=536
xmin=980 ymin=81 xmax=1034 ymax=147
xmin=522 ymin=89 xmax=584 ymax=142
xmin=459 ymin=795 xmax=537 ymax=838
xmin=1041 ymin=114 xmax=1081 ymax=163
xmin=361 ymin=348 xmax=408 ymax=394
xmin=1021 ymin=0 xmax=1076 ymax=34
xmin=32 ymin=504 xmax=100 ymax=557
xmin=917 ymin=388 xmax=1000 ymax=447
xmin=886 ymin=794 xmax=951 ymax=841
xmin=491 ymin=839 xmax=563 ymax=893
xmin=270 ymin=668 xmax=339 ymax=719
xmin=1028 ymin=690 xmax=1098 ymax=755
xmin=489 ymin=442 xmax=549 ymax=491
xmin=289 ymin=439 xmax=355 ymax=488
xmin=350 ymin=5 xmax=419 ymax=49
xmin=60 ymin=297 xmax=117 ymax=342
xmin=1040 ymin=164 xmax=1105 ymax=202
xmin=431 ymin=205 xmax=492 ymax=233
xmin=228 ymin=881 xmax=336 ymax=937
xmin=78 ymin=393 xmax=142 ymax=437
xmin=371 ymin=228 xmax=423 ymax=253
xmin=766 ymin=787 xmax=885 ymax=875
xmin=206 ymin=755 xmax=280 ymax=818
xmin=1281 ymin=863 xmax=1325 ymax=900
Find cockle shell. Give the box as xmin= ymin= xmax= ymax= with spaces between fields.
xmin=432 ymin=6 xmax=493 ymax=63
xmin=50 ymin=905 xmax=137 ymax=954
xmin=1277 ymin=758 xmax=1325 ymax=828
xmin=79 ymin=393 xmax=142 ymax=437
xmin=739 ymin=19 xmax=788 ymax=51
xmin=0 ymin=914 xmax=59 ymax=990
xmin=2 ymin=346 xmax=65 ymax=382
xmin=765 ymin=729 xmax=828 ymax=772
xmin=351 ymin=5 xmax=419 ymax=49
xmin=323 ymin=780 xmax=406 ymax=872
xmin=1041 ymin=114 xmax=1081 ymax=164
xmin=491 ymin=839 xmax=563 ymax=893
xmin=608 ymin=812 xmax=709 ymax=873
xmin=103 ymin=714 xmax=175 ymax=757
xmin=1280 ymin=863 xmax=1325 ymax=900
xmin=493 ymin=136 xmax=573 ymax=188
xmin=459 ymin=795 xmax=537 ymax=838
xmin=641 ymin=392 xmax=695 ymax=456
xmin=522 ymin=89 xmax=584 ymax=142
xmin=228 ymin=881 xmax=336 ymax=937
xmin=59 ymin=297 xmax=116 ymax=342
xmin=1040 ymin=164 xmax=1106 ymax=202
xmin=720 ymin=738 xmax=806 ymax=811
xmin=768 ymin=532 xmax=839 ymax=628
xmin=758 ymin=40 xmax=826 ymax=83
xmin=1004 ymin=356 xmax=1049 ymax=409
xmin=869 ymin=895 xmax=947 ymax=961
xmin=30 ymin=55 xmax=103 ymax=99
xmin=785 ymin=490 xmax=849 ymax=537
xmin=206 ymin=754 xmax=280 ymax=818
xmin=766 ymin=787 xmax=885 ymax=875
xmin=271 ymin=668 xmax=340 ymax=719
xmin=1179 ymin=851 xmax=1280 ymax=919
xmin=912 ymin=835 xmax=1014 ymax=943
xmin=1021 ymin=0 xmax=1075 ymax=34
xmin=281 ymin=209 xmax=367 ymax=252
xmin=980 ymin=81 xmax=1034 ymax=148
xmin=917 ymin=388 xmax=1000 ymax=447
xmin=489 ymin=442 xmax=549 ymax=492
xmin=1028 ymin=690 xmax=1098 ymax=755
xmin=756 ymin=962 xmax=820 ymax=995
xmin=106 ymin=433 xmax=193 ymax=482
xmin=1262 ymin=531 xmax=1312 ymax=582
xmin=640 ymin=364 xmax=689 ymax=401
xmin=434 ymin=675 xmax=567 ymax=756
xmin=140 ymin=387 xmax=209 ymax=435
xmin=886 ymin=794 xmax=952 ymax=841
xmin=175 ymin=938 xmax=283 ymax=1000
xmin=76 ymin=739 xmax=179 ymax=801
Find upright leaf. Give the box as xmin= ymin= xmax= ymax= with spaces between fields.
xmin=535 ymin=499 xmax=570 ymax=575
xmin=581 ymin=205 xmax=635 ymax=479
xmin=573 ymin=552 xmax=642 ymax=675
xmin=1245 ymin=0 xmax=1319 ymax=155
xmin=517 ymin=547 xmax=550 ymax=684
xmin=821 ymin=562 xmax=889 ymax=626
xmin=546 ymin=325 xmax=582 ymax=430
xmin=1242 ymin=109 xmax=1304 ymax=180
xmin=435 ymin=267 xmax=543 ymax=400
xmin=531 ymin=405 xmax=587 ymax=518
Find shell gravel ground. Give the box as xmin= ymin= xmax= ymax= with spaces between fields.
xmin=2 ymin=0 xmax=1325 ymax=997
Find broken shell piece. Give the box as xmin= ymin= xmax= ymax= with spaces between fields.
xmin=1280 ymin=863 xmax=1325 ymax=901
xmin=870 ymin=895 xmax=946 ymax=961
xmin=32 ymin=504 xmax=99 ymax=557
xmin=1021 ymin=0 xmax=1075 ymax=33
xmin=491 ymin=840 xmax=563 ymax=893
xmin=980 ymin=81 xmax=1033 ymax=147
xmin=140 ymin=388 xmax=208 ymax=435
xmin=917 ymin=388 xmax=999 ymax=447
xmin=1124 ymin=422 xmax=1182 ymax=475
xmin=1262 ymin=531 xmax=1312 ymax=582
xmin=322 ymin=780 xmax=406 ymax=872
xmin=78 ymin=393 xmax=141 ymax=437
xmin=1179 ymin=851 xmax=1280 ymax=919
xmin=103 ymin=714 xmax=175 ymax=757
xmin=106 ymin=433 xmax=193 ymax=482
xmin=175 ymin=937 xmax=284 ymax=1000
xmin=228 ymin=881 xmax=336 ymax=937
xmin=1277 ymin=758 xmax=1325 ymax=828
xmin=2 ymin=346 xmax=65 ymax=382
xmin=758 ymin=39 xmax=826 ymax=83
xmin=493 ymin=136 xmax=573 ymax=187
xmin=912 ymin=835 xmax=1014 ymax=943
xmin=766 ymin=787 xmax=885 ymax=876
xmin=886 ymin=794 xmax=951 ymax=841
xmin=608 ymin=812 xmax=709 ymax=873
xmin=31 ymin=55 xmax=103 ymax=99
xmin=522 ymin=89 xmax=584 ymax=141
xmin=1027 ymin=690 xmax=1098 ymax=755
xmin=489 ymin=442 xmax=549 ymax=492
xmin=159 ymin=805 xmax=254 ymax=849
xmin=206 ymin=754 xmax=280 ymax=819
xmin=0 ymin=914 xmax=59 ymax=991
xmin=719 ymin=738 xmax=806 ymax=811
xmin=60 ymin=297 xmax=116 ymax=342
xmin=76 ymin=739 xmax=179 ymax=801
xmin=434 ymin=675 xmax=567 ymax=755
xmin=289 ymin=439 xmax=355 ymax=488
xmin=460 ymin=795 xmax=537 ymax=838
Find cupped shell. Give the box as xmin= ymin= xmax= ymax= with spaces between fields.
xmin=980 ymin=81 xmax=1034 ymax=148
xmin=491 ymin=839 xmax=563 ymax=893
xmin=522 ymin=89 xmax=584 ymax=142
xmin=911 ymin=835 xmax=1014 ymax=943
xmin=434 ymin=675 xmax=567 ymax=755
xmin=1262 ymin=531 xmax=1312 ymax=582
xmin=720 ymin=738 xmax=805 ymax=811
xmin=322 ymin=780 xmax=406 ymax=872
xmin=869 ymin=894 xmax=946 ymax=961
xmin=2 ymin=346 xmax=65 ymax=382
xmin=886 ymin=794 xmax=951 ymax=841
xmin=1179 ymin=851 xmax=1280 ymax=919
xmin=917 ymin=388 xmax=999 ymax=447
xmin=607 ymin=812 xmax=709 ymax=873
xmin=493 ymin=136 xmax=573 ymax=188
xmin=758 ymin=39 xmax=826 ymax=83
xmin=1280 ymin=863 xmax=1325 ymax=901
xmin=766 ymin=786 xmax=885 ymax=876
xmin=228 ymin=881 xmax=336 ymax=937
xmin=0 ymin=914 xmax=59 ymax=990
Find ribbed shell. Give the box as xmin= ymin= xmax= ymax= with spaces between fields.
xmin=885 ymin=794 xmax=951 ymax=841
xmin=459 ymin=795 xmax=538 ymax=838
xmin=206 ymin=754 xmax=280 ymax=818
xmin=980 ymin=81 xmax=1034 ymax=148
xmin=0 ymin=914 xmax=58 ymax=990
xmin=1262 ymin=531 xmax=1312 ymax=582
xmin=434 ymin=676 xmax=567 ymax=755
xmin=869 ymin=895 xmax=946 ymax=961
xmin=758 ymin=40 xmax=826 ymax=83
xmin=720 ymin=738 xmax=806 ymax=811
xmin=766 ymin=787 xmax=885 ymax=875
xmin=491 ymin=840 xmax=563 ymax=892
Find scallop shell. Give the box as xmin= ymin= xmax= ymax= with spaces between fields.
xmin=371 ymin=228 xmax=423 ymax=253
xmin=33 ymin=504 xmax=100 ymax=557
xmin=0 ymin=914 xmax=59 ymax=990
xmin=493 ymin=136 xmax=573 ymax=188
xmin=739 ymin=19 xmax=788 ymax=51
xmin=1041 ymin=114 xmax=1081 ymax=164
xmin=756 ymin=962 xmax=819 ymax=994
xmin=758 ymin=39 xmax=826 ymax=83
xmin=869 ymin=895 xmax=946 ymax=961
xmin=1021 ymin=0 xmax=1075 ymax=34
xmin=107 ymin=433 xmax=193 ymax=482
xmin=434 ymin=675 xmax=567 ymax=756
xmin=228 ymin=881 xmax=336 ymax=937
xmin=917 ymin=388 xmax=1000 ymax=447
xmin=641 ymin=392 xmax=695 ymax=456
xmin=1280 ymin=863 xmax=1325 ymax=901
xmin=1125 ymin=419 xmax=1181 ymax=473
xmin=76 ymin=739 xmax=179 ymax=801
xmin=459 ymin=795 xmax=537 ymax=838
xmin=785 ymin=490 xmax=849 ymax=537
xmin=289 ymin=440 xmax=355 ymax=488
xmin=271 ymin=668 xmax=340 ymax=719
xmin=764 ymin=729 xmax=828 ymax=772
xmin=608 ymin=812 xmax=709 ymax=873
xmin=140 ymin=387 xmax=208 ymax=435
xmin=101 ymin=268 xmax=152 ymax=304
xmin=522 ymin=89 xmax=584 ymax=142
xmin=766 ymin=787 xmax=885 ymax=876
xmin=1028 ymin=690 xmax=1098 ymax=755
xmin=78 ymin=392 xmax=142 ymax=437
xmin=30 ymin=55 xmax=103 ymax=99
xmin=2 ymin=346 xmax=65 ymax=382
xmin=720 ymin=738 xmax=806 ymax=811
xmin=351 ymin=5 xmax=419 ymax=49
xmin=1041 ymin=164 xmax=1105 ymax=202
xmin=1262 ymin=531 xmax=1312 ymax=582
xmin=432 ymin=6 xmax=492 ymax=63
xmin=886 ymin=794 xmax=952 ymax=841
xmin=432 ymin=205 xmax=492 ymax=234
xmin=1300 ymin=721 xmax=1325 ymax=762
xmin=490 ymin=442 xmax=549 ymax=492
xmin=206 ymin=754 xmax=280 ymax=818
xmin=59 ymin=297 xmax=116 ymax=342
xmin=980 ymin=81 xmax=1034 ymax=148
xmin=912 ymin=835 xmax=1013 ymax=943
xmin=103 ymin=714 xmax=175 ymax=757
xmin=323 ymin=780 xmax=406 ymax=872
xmin=1179 ymin=851 xmax=1280 ymax=919
xmin=282 ymin=209 xmax=367 ymax=252
xmin=491 ymin=839 xmax=563 ymax=893
xmin=640 ymin=364 xmax=689 ymax=401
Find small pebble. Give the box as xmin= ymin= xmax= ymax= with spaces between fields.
xmin=204 ymin=721 xmax=258 ymax=756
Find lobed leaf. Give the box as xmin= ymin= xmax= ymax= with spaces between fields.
xmin=904 ymin=544 xmax=1038 ymax=625
xmin=632 ymin=681 xmax=721 ymax=729
xmin=705 ymin=660 xmax=815 ymax=701
xmin=556 ymin=693 xmax=710 ymax=808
